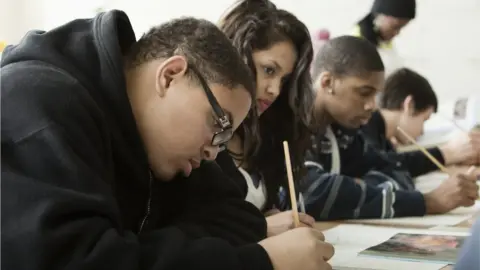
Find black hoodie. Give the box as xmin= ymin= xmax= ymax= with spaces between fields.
xmin=1 ymin=10 xmax=272 ymax=270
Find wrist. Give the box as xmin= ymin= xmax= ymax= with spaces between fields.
xmin=439 ymin=144 xmax=454 ymax=165
xmin=265 ymin=217 xmax=276 ymax=238
xmin=239 ymin=244 xmax=275 ymax=270
xmin=424 ymin=192 xmax=440 ymax=215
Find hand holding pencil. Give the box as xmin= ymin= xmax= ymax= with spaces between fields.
xmin=397 ymin=127 xmax=479 ymax=214
xmin=423 ymin=166 xmax=479 ymax=214
xmin=257 ymin=141 xmax=334 ymax=270
xmin=439 ymin=130 xmax=480 ymax=166
xmin=263 ymin=141 xmax=315 ymax=237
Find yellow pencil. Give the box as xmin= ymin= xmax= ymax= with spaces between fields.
xmin=396 ymin=126 xmax=449 ymax=173
xmin=283 ymin=141 xmax=300 ymax=228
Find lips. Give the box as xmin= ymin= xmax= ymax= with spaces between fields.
xmin=358 ymin=114 xmax=372 ymax=125
xmin=190 ymin=159 xmax=201 ymax=169
xmin=257 ymin=99 xmax=272 ymax=112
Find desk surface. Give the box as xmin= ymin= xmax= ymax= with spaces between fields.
xmin=316 ymin=167 xmax=480 ymax=270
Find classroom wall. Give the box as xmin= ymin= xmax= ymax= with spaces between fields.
xmin=1 ymin=0 xmax=479 ymax=102
xmin=0 ymin=0 xmax=26 ymax=43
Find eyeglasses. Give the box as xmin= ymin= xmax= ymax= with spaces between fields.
xmin=188 ymin=64 xmax=233 ymax=148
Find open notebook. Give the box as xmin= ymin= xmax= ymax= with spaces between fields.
xmin=359 ymin=233 xmax=466 ymax=264
xmin=324 ymin=224 xmax=470 ymax=270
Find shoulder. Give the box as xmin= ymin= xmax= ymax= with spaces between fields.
xmin=351 ymin=25 xmax=362 ymax=37
xmin=215 ymin=151 xmax=249 ymax=196
xmin=362 ymin=111 xmax=384 ymax=135
xmin=1 ymin=61 xmax=102 ymax=143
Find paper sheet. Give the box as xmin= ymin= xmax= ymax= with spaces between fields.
xmin=345 ymin=202 xmax=480 ymax=227
xmin=324 ymin=224 xmax=469 ymax=270
xmin=415 ymin=171 xmax=480 ymax=194
xmin=415 ymin=172 xmax=448 ymax=193
xmin=429 ymin=226 xmax=471 ymax=233
xmin=345 ymin=204 xmax=479 ymax=227
xmin=333 ymin=257 xmax=447 ymax=270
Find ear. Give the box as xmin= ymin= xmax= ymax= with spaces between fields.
xmin=155 ymin=56 xmax=188 ymax=97
xmin=402 ymin=95 xmax=414 ymax=115
xmin=318 ymin=71 xmax=334 ymax=94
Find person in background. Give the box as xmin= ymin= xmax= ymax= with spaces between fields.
xmin=0 ymin=41 xmax=6 ymax=59
xmin=1 ymin=10 xmax=330 ymax=270
xmin=301 ymin=36 xmax=478 ymax=221
xmin=216 ymin=0 xmax=321 ymax=238
xmin=352 ymin=0 xmax=416 ymax=76
xmin=312 ymin=28 xmax=330 ymax=65
xmin=455 ymin=217 xmax=480 ymax=270
xmin=362 ymin=67 xmax=480 ymax=179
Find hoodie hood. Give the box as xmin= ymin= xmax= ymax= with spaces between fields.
xmin=1 ymin=10 xmax=136 ymax=120
xmin=1 ymin=10 xmax=149 ymax=180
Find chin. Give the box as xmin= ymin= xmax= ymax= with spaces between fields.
xmin=153 ymin=169 xmax=178 ymax=182
xmin=343 ymin=121 xmax=361 ymax=129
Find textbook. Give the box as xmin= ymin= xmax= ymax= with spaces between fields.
xmin=359 ymin=233 xmax=466 ymax=264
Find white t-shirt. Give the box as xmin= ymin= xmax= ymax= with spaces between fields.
xmin=239 ymin=167 xmax=267 ymax=211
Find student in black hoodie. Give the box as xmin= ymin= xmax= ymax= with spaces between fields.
xmin=362 ymin=68 xmax=480 ymax=178
xmin=216 ymin=0 xmax=320 ymax=237
xmin=1 ymin=10 xmax=329 ymax=270
xmin=301 ymin=36 xmax=478 ymax=220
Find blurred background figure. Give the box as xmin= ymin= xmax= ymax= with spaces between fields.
xmin=311 ymin=28 xmax=330 ymax=73
xmin=313 ymin=28 xmax=330 ymax=58
xmin=352 ymin=0 xmax=416 ymax=76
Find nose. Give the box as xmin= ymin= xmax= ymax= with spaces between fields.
xmin=265 ymin=80 xmax=281 ymax=99
xmin=364 ymin=95 xmax=376 ymax=111
xmin=203 ymin=145 xmax=220 ymax=161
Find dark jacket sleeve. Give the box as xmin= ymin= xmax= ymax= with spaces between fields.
xmin=0 ymin=64 xmax=272 ymax=270
xmin=360 ymin=112 xmax=445 ymax=178
xmin=300 ymin=161 xmax=426 ymax=220
xmin=167 ymin=161 xmax=269 ymax=246
xmin=392 ymin=148 xmax=445 ymax=177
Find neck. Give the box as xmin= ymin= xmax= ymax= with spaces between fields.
xmin=124 ymin=64 xmax=154 ymax=113
xmin=379 ymin=109 xmax=400 ymax=139
xmin=313 ymin=100 xmax=334 ymax=133
xmin=227 ymin=135 xmax=245 ymax=167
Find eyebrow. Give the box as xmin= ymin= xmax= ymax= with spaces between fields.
xmin=270 ymin=60 xmax=283 ymax=71
xmin=355 ymin=85 xmax=378 ymax=92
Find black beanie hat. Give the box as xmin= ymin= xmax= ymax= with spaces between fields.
xmin=371 ymin=0 xmax=416 ymax=19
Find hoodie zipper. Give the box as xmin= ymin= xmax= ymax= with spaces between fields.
xmin=138 ymin=171 xmax=153 ymax=233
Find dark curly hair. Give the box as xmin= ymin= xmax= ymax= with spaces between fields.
xmin=219 ymin=0 xmax=314 ymax=208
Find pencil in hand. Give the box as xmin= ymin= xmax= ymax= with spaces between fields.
xmin=396 ymin=126 xmax=449 ymax=173
xmin=282 ymin=141 xmax=300 ymax=228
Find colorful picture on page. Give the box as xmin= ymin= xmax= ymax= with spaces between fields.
xmin=359 ymin=233 xmax=466 ymax=264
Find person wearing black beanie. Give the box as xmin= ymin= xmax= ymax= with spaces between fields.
xmin=351 ymin=0 xmax=416 ymax=76
xmin=359 ymin=0 xmax=416 ymax=46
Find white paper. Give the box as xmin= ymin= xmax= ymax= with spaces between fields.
xmin=415 ymin=171 xmax=480 ymax=194
xmin=415 ymin=172 xmax=448 ymax=193
xmin=430 ymin=226 xmax=471 ymax=233
xmin=345 ymin=206 xmax=478 ymax=227
xmin=333 ymin=257 xmax=447 ymax=270
xmin=324 ymin=224 xmax=469 ymax=270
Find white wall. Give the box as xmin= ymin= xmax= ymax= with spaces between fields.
xmin=0 ymin=0 xmax=27 ymax=43
xmin=1 ymin=0 xmax=479 ymax=102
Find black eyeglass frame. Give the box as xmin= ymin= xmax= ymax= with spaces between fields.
xmin=188 ymin=64 xmax=233 ymax=147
